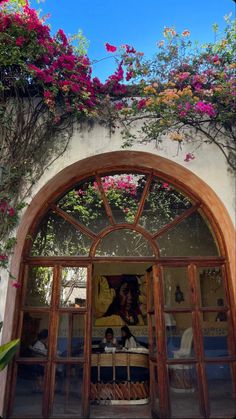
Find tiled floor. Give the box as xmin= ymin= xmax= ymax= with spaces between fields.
xmin=90 ymin=403 xmax=152 ymax=419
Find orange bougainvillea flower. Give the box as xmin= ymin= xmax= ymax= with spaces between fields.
xmin=182 ymin=30 xmax=190 ymax=37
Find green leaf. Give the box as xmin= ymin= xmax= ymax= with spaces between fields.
xmin=0 ymin=339 xmax=20 ymax=371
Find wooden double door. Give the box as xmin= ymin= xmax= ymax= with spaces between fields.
xmin=7 ymin=262 xmax=236 ymax=418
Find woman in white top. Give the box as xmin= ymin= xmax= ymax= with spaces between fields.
xmin=30 ymin=329 xmax=48 ymax=392
xmin=31 ymin=329 xmax=48 ymax=356
xmin=121 ymin=325 xmax=139 ymax=349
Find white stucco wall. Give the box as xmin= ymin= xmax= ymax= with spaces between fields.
xmin=0 ymin=122 xmax=235 ymax=339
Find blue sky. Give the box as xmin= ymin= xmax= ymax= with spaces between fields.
xmin=30 ymin=0 xmax=235 ymax=81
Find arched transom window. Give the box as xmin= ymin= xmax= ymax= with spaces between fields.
xmin=29 ymin=171 xmax=219 ymax=258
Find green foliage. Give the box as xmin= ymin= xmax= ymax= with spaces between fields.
xmin=0 ymin=339 xmax=20 ymax=371
xmin=70 ymin=29 xmax=90 ymax=56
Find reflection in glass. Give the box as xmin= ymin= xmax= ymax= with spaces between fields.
xmin=157 ymin=211 xmax=219 ymax=256
xmin=57 ymin=177 xmax=110 ymax=233
xmin=197 ymin=267 xmax=226 ymax=308
xmin=57 ymin=314 xmax=85 ymax=357
xmin=95 ymin=229 xmax=155 ymax=257
xmin=139 ymin=177 xmax=192 ymax=234
xmin=101 ymin=173 xmax=147 ymax=224
xmin=150 ymin=365 xmax=159 ymax=414
xmin=25 ymin=267 xmax=53 ymax=307
xmin=53 ymin=363 xmax=84 ymax=416
xmin=60 ymin=267 xmax=87 ymax=308
xmin=13 ymin=363 xmax=45 ymax=416
xmin=201 ymin=318 xmax=229 ymax=358
xmin=166 ymin=314 xmax=194 ymax=359
xmin=169 ymin=364 xmax=199 ymax=417
xmin=20 ymin=312 xmax=49 ymax=357
xmin=31 ymin=210 xmax=92 ymax=256
xmin=163 ymin=267 xmax=190 ymax=309
xmin=206 ymin=364 xmax=236 ymax=417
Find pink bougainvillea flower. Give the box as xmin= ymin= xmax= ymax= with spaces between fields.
xmin=123 ymin=44 xmax=136 ymax=54
xmin=162 ymin=183 xmax=170 ymax=189
xmin=12 ymin=281 xmax=21 ymax=288
xmin=105 ymin=42 xmax=117 ymax=52
xmin=8 ymin=207 xmax=15 ymax=217
xmin=137 ymin=99 xmax=147 ymax=110
xmin=115 ymin=102 xmax=124 ymax=110
xmin=16 ymin=36 xmax=25 ymax=47
xmin=126 ymin=70 xmax=134 ymax=81
xmin=0 ymin=255 xmax=8 ymax=261
xmin=184 ymin=153 xmax=195 ymax=162
xmin=177 ymin=71 xmax=190 ymax=82
xmin=57 ymin=28 xmax=68 ymax=47
xmin=195 ymin=101 xmax=216 ymax=117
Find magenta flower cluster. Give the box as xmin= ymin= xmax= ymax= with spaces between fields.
xmin=194 ymin=101 xmax=216 ymax=117
xmin=93 ymin=175 xmax=137 ymax=195
xmin=0 ymin=5 xmax=132 ymax=118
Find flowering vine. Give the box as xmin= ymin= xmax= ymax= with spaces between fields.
xmin=103 ymin=17 xmax=236 ymax=171
xmin=0 ymin=0 xmax=128 ymax=285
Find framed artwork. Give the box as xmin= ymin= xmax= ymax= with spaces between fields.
xmin=94 ymin=275 xmax=147 ymax=327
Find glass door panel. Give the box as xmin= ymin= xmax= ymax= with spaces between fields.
xmin=163 ymin=267 xmax=190 ymax=309
xmin=13 ymin=363 xmax=45 ymax=417
xmin=206 ymin=363 xmax=236 ymax=417
xmin=169 ymin=364 xmax=200 ymax=418
xmin=60 ymin=267 xmax=88 ymax=308
xmin=56 ymin=264 xmax=92 ymax=418
xmin=200 ymin=315 xmax=229 ymax=358
xmin=166 ymin=313 xmax=194 ymax=360
xmin=197 ymin=266 xmax=226 ymax=308
xmin=52 ymin=363 xmax=84 ymax=417
xmin=20 ymin=312 xmax=50 ymax=357
xmin=24 ymin=266 xmax=53 ymax=307
xmin=57 ymin=313 xmax=85 ymax=357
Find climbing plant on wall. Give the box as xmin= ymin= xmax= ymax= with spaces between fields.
xmin=0 ymin=0 xmax=124 ymax=277
xmin=103 ymin=17 xmax=236 ymax=171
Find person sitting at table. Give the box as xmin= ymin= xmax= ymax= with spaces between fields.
xmin=30 ymin=329 xmax=48 ymax=357
xmin=121 ymin=325 xmax=140 ymax=349
xmin=100 ymin=328 xmax=117 ymax=349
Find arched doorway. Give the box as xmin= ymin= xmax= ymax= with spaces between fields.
xmin=4 ymin=153 xmax=236 ymax=418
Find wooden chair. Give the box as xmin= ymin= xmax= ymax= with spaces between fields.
xmin=169 ymin=327 xmax=195 ymax=393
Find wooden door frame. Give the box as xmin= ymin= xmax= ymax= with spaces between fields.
xmin=2 ymin=151 xmax=236 ymax=418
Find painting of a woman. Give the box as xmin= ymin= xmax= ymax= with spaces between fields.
xmin=95 ymin=275 xmax=146 ymax=326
